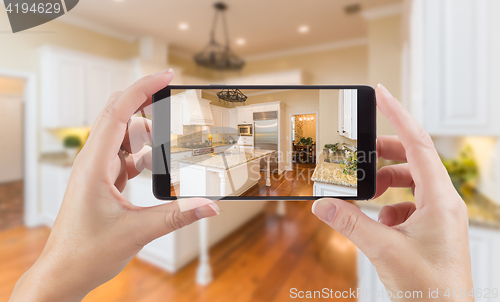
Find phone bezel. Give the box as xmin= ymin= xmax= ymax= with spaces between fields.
xmin=152 ymin=85 xmax=376 ymax=201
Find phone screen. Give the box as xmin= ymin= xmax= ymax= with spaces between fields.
xmin=152 ymin=86 xmax=370 ymax=200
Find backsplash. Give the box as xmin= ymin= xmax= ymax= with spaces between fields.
xmin=178 ymin=125 xmax=203 ymax=147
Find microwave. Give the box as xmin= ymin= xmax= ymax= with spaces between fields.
xmin=238 ymin=124 xmax=253 ymax=136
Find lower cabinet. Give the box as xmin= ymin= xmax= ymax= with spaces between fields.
xmin=358 ymin=206 xmax=500 ymax=302
xmin=313 ymin=182 xmax=357 ymax=197
xmin=40 ymin=164 xmax=72 ymax=226
xmin=171 ymin=151 xmax=192 ymax=185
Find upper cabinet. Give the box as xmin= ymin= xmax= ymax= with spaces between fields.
xmin=170 ymin=94 xmax=184 ymax=135
xmin=237 ymin=107 xmax=253 ymax=125
xmin=228 ymin=108 xmax=238 ymax=132
xmin=41 ymin=46 xmax=134 ymax=128
xmin=403 ymin=0 xmax=500 ymax=136
xmin=338 ymin=90 xmax=357 ymax=140
xmin=252 ymin=103 xmax=279 ymax=113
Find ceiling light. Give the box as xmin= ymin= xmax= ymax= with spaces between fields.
xmin=298 ymin=25 xmax=309 ymax=34
xmin=178 ymin=23 xmax=189 ymax=30
xmin=236 ymin=38 xmax=246 ymax=46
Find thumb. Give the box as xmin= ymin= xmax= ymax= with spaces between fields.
xmin=312 ymin=198 xmax=397 ymax=260
xmin=133 ymin=198 xmax=220 ymax=245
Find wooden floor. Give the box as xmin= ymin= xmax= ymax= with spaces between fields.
xmin=0 ymin=181 xmax=23 ymax=231
xmin=0 ymin=202 xmax=358 ymax=302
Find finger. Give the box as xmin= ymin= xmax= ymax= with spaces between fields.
xmin=122 ymin=117 xmax=152 ymax=154
xmin=114 ymin=151 xmax=128 ymax=192
xmin=377 ymin=136 xmax=406 ymax=162
xmin=133 ymin=198 xmax=220 ymax=244
xmin=312 ymin=198 xmax=401 ymax=261
xmin=376 ymin=84 xmax=450 ymax=194
xmin=378 ymin=202 xmax=416 ymax=227
xmin=125 ymin=146 xmax=152 ymax=179
xmin=374 ymin=164 xmax=414 ymax=199
xmin=85 ymin=69 xmax=174 ymax=168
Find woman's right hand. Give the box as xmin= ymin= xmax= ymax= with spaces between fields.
xmin=312 ymin=84 xmax=473 ymax=301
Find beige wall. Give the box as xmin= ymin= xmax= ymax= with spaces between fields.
xmin=367 ymin=14 xmax=403 ymax=135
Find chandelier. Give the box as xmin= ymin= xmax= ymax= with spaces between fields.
xmin=194 ymin=2 xmax=245 ymax=71
xmin=216 ymin=89 xmax=248 ymax=106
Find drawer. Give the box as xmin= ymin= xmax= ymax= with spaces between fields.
xmin=171 ymin=151 xmax=192 ymax=161
xmin=171 ymin=170 xmax=180 ymax=184
xmin=171 ymin=160 xmax=180 ymax=171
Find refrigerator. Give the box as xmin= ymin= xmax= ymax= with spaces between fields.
xmin=254 ymin=111 xmax=279 ymax=173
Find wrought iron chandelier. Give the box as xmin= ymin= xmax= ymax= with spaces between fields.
xmin=194 ymin=2 xmax=245 ymax=71
xmin=216 ymin=89 xmax=248 ymax=106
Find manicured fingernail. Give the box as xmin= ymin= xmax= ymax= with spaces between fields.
xmin=155 ymin=69 xmax=174 ymax=76
xmin=377 ymin=83 xmax=393 ymax=97
xmin=167 ymin=68 xmax=174 ymax=74
xmin=194 ymin=202 xmax=220 ymax=219
xmin=312 ymin=199 xmax=337 ymax=223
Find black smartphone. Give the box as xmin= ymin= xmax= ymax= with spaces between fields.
xmin=151 ymin=85 xmax=376 ymax=201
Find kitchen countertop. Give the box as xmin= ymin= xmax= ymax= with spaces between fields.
xmin=357 ymin=188 xmax=500 ymax=230
xmin=171 ymin=147 xmax=193 ymax=154
xmin=177 ymin=149 xmax=274 ymax=170
xmin=311 ymin=153 xmax=357 ymax=188
xmin=39 ymin=152 xmax=75 ymax=167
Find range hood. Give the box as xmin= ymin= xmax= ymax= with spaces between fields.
xmin=183 ymin=89 xmax=214 ymax=126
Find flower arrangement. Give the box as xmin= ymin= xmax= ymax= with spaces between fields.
xmin=341 ymin=151 xmax=357 ymax=177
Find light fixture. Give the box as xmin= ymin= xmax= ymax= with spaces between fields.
xmin=298 ymin=25 xmax=309 ymax=34
xmin=194 ymin=2 xmax=245 ymax=71
xmin=216 ymin=89 xmax=248 ymax=106
xmin=299 ymin=117 xmax=303 ymax=121
xmin=178 ymin=23 xmax=189 ymax=30
xmin=236 ymin=38 xmax=246 ymax=46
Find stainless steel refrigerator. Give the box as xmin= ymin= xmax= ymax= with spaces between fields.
xmin=254 ymin=111 xmax=279 ymax=173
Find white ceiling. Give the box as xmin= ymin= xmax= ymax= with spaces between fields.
xmin=65 ymin=0 xmax=401 ymax=56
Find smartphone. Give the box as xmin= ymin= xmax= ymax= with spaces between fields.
xmin=151 ymin=85 xmax=376 ymax=201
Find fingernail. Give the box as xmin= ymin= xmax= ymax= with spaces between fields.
xmin=312 ymin=199 xmax=337 ymax=223
xmin=376 ymin=83 xmax=393 ymax=98
xmin=155 ymin=69 xmax=174 ymax=76
xmin=194 ymin=202 xmax=220 ymax=219
xmin=167 ymin=68 xmax=174 ymax=74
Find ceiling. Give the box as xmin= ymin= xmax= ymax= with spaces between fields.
xmin=66 ymin=0 xmax=401 ymax=57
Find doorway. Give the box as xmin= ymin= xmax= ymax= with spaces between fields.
xmin=0 ymin=77 xmax=25 ymax=230
xmin=291 ymin=113 xmax=317 ymax=170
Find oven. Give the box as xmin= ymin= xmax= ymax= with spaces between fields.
xmin=238 ymin=124 xmax=253 ymax=136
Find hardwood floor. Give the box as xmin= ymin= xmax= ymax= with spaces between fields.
xmin=0 ymin=202 xmax=358 ymax=302
xmin=0 ymin=181 xmax=23 ymax=231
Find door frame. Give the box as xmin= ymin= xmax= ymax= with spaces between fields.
xmin=288 ymin=111 xmax=319 ymax=169
xmin=0 ymin=68 xmax=39 ymax=227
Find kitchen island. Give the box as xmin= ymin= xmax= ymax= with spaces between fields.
xmin=178 ymin=149 xmax=274 ymax=197
xmin=311 ymin=153 xmax=357 ymax=197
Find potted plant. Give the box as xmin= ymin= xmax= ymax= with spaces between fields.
xmin=63 ymin=135 xmax=82 ymax=159
xmin=324 ymin=143 xmax=339 ymax=154
xmin=341 ymin=151 xmax=357 ymax=177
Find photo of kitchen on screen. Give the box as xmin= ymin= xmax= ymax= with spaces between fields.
xmin=157 ymin=88 xmax=358 ymax=198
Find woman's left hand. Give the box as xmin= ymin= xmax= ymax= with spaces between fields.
xmin=10 ymin=69 xmax=219 ymax=302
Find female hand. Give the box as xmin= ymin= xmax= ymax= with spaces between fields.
xmin=10 ymin=70 xmax=219 ymax=302
xmin=312 ymin=84 xmax=473 ymax=301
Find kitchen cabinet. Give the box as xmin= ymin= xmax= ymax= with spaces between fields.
xmin=228 ymin=108 xmax=238 ymax=133
xmin=171 ymin=151 xmax=192 ymax=185
xmin=40 ymin=164 xmax=72 ymax=226
xmin=238 ymin=136 xmax=254 ymax=147
xmin=313 ymin=182 xmax=357 ymax=197
xmin=403 ymin=0 xmax=500 ymax=136
xmin=253 ymin=104 xmax=279 ymax=113
xmin=210 ymin=105 xmax=230 ymax=134
xmin=338 ymin=89 xmax=357 ymax=140
xmin=237 ymin=107 xmax=253 ymax=125
xmin=358 ymin=206 xmax=500 ymax=302
xmin=170 ymin=94 xmax=184 ymax=135
xmin=41 ymin=46 xmax=133 ymax=128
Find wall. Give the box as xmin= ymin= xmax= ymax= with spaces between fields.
xmin=0 ymin=77 xmax=24 ymax=183
xmin=367 ymin=14 xmax=403 ymax=136
xmin=293 ymin=114 xmax=316 ymax=142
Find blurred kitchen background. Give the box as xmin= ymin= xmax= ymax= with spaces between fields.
xmin=0 ymin=0 xmax=499 ymax=301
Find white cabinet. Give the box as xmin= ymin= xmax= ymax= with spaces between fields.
xmin=237 ymin=107 xmax=253 ymax=124
xmin=170 ymin=94 xmax=184 ymax=135
xmin=41 ymin=46 xmax=133 ymax=128
xmin=40 ymin=164 xmax=72 ymax=226
xmin=238 ymin=136 xmax=254 ymax=147
xmin=171 ymin=151 xmax=192 ymax=185
xmin=403 ymin=0 xmax=500 ymax=136
xmin=338 ymin=89 xmax=357 ymax=140
xmin=228 ymin=108 xmax=238 ymax=133
xmin=253 ymin=103 xmax=279 ymax=113
xmin=313 ymin=182 xmax=357 ymax=197
xmin=210 ymin=105 xmax=230 ymax=134
xmin=358 ymin=206 xmax=500 ymax=302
